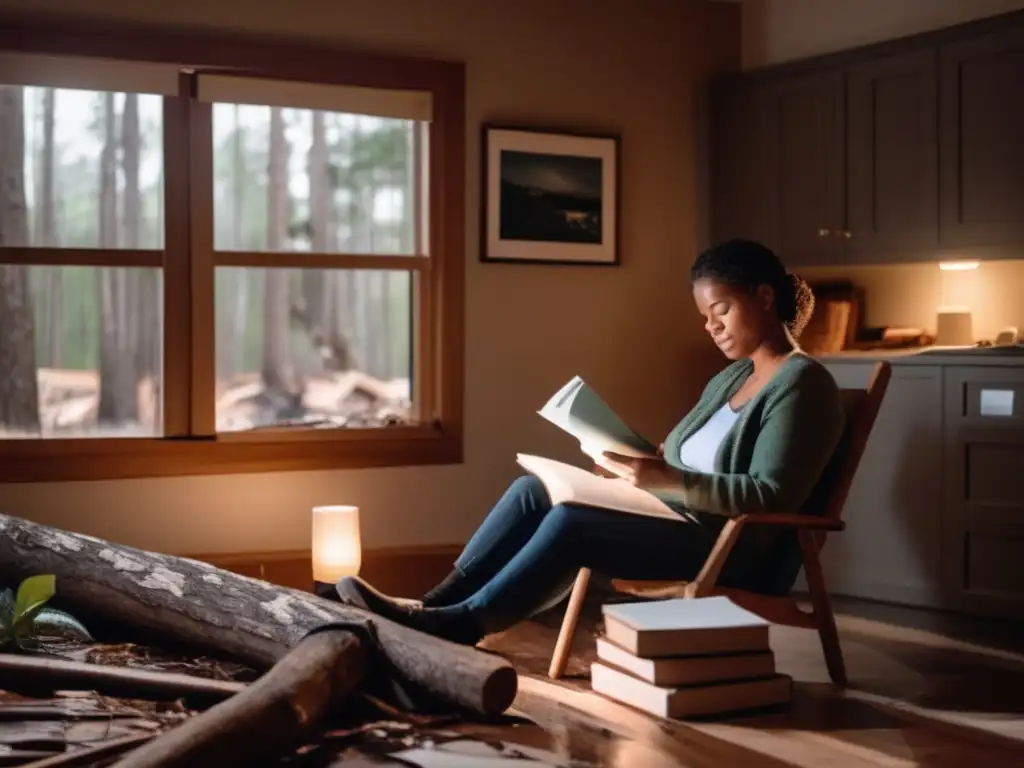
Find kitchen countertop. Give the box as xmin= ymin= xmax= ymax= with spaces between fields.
xmin=818 ymin=345 xmax=1024 ymax=367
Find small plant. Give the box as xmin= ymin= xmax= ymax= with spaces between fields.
xmin=0 ymin=574 xmax=93 ymax=652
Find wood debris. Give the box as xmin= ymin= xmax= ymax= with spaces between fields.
xmin=3 ymin=369 xmax=412 ymax=438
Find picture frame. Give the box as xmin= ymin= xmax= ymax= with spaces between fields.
xmin=480 ymin=124 xmax=620 ymax=266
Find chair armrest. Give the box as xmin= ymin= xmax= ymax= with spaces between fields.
xmin=741 ymin=514 xmax=845 ymax=531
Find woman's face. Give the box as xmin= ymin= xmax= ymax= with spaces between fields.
xmin=692 ymin=278 xmax=776 ymax=360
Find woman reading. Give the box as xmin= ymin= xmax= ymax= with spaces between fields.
xmin=331 ymin=239 xmax=846 ymax=645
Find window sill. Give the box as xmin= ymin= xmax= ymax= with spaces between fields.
xmin=0 ymin=425 xmax=462 ymax=482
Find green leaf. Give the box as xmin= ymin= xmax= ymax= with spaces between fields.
xmin=13 ymin=575 xmax=56 ymax=637
xmin=32 ymin=608 xmax=94 ymax=643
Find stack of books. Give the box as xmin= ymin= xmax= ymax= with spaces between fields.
xmin=590 ymin=595 xmax=792 ymax=719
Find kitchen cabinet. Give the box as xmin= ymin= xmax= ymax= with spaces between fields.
xmin=773 ymin=72 xmax=846 ymax=266
xmin=942 ymin=366 xmax=1024 ymax=618
xmin=710 ymin=83 xmax=779 ymax=253
xmin=710 ymin=11 xmax=1024 ymax=266
xmin=711 ymin=72 xmax=846 ymax=265
xmin=814 ymin=355 xmax=1024 ymax=620
xmin=712 ymin=63 xmax=932 ymax=266
xmin=939 ymin=25 xmax=1024 ymax=249
xmin=846 ymin=49 xmax=939 ymax=258
xmin=816 ymin=362 xmax=944 ymax=607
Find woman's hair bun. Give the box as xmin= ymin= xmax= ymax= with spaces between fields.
xmin=784 ymin=272 xmax=815 ymax=338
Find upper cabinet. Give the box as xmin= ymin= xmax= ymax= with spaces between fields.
xmin=710 ymin=82 xmax=779 ymax=253
xmin=710 ymin=12 xmax=1024 ymax=267
xmin=847 ymin=50 xmax=939 ymax=258
xmin=711 ymin=72 xmax=846 ymax=266
xmin=939 ymin=25 xmax=1024 ymax=249
xmin=774 ymin=72 xmax=846 ymax=266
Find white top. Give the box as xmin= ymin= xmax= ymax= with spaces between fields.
xmin=677 ymin=402 xmax=741 ymax=472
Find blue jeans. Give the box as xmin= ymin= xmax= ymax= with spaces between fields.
xmin=436 ymin=475 xmax=734 ymax=633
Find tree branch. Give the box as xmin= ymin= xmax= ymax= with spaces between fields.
xmin=113 ymin=629 xmax=364 ymax=768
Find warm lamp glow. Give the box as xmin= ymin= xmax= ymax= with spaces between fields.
xmin=936 ymin=260 xmax=980 ymax=345
xmin=938 ymin=260 xmax=980 ymax=271
xmin=312 ymin=505 xmax=362 ymax=583
xmin=938 ymin=258 xmax=981 ymax=313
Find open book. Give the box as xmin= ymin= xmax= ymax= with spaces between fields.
xmin=523 ymin=377 xmax=678 ymax=521
xmin=538 ymin=376 xmax=658 ymax=458
xmin=516 ymin=453 xmax=681 ymax=522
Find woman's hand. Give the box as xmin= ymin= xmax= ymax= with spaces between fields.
xmin=590 ymin=450 xmax=636 ymax=480
xmin=598 ymin=452 xmax=681 ymax=490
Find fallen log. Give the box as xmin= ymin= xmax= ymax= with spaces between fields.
xmin=0 ymin=654 xmax=245 ymax=709
xmin=112 ymin=629 xmax=364 ymax=768
xmin=0 ymin=514 xmax=516 ymax=716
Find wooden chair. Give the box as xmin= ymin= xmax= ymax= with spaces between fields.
xmin=547 ymin=361 xmax=892 ymax=686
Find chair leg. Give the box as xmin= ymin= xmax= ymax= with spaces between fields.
xmin=687 ymin=517 xmax=746 ymax=598
xmin=798 ymin=530 xmax=847 ymax=687
xmin=548 ymin=568 xmax=591 ymax=680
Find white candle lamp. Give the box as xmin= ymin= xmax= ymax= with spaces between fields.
xmin=935 ymin=260 xmax=980 ymax=346
xmin=311 ymin=505 xmax=362 ymax=584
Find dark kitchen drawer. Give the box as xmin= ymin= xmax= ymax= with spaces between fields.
xmin=945 ymin=367 xmax=1024 ymax=425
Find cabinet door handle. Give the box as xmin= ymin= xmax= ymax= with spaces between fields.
xmin=841 ymin=230 xmax=852 ymax=239
xmin=818 ymin=228 xmax=831 ymax=237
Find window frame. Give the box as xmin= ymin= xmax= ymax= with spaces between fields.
xmin=0 ymin=15 xmax=465 ymax=482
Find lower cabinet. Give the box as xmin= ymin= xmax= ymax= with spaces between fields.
xmin=942 ymin=367 xmax=1024 ymax=618
xmin=813 ymin=360 xmax=1024 ymax=619
xmin=818 ymin=363 xmax=944 ymax=607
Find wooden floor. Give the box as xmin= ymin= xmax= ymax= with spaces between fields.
xmin=471 ymin=595 xmax=1024 ymax=767
xmin=1 ymin=593 xmax=1019 ymax=766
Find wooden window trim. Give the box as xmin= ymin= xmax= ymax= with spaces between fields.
xmin=0 ymin=14 xmax=465 ymax=482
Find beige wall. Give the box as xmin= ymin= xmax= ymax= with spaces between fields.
xmin=743 ymin=0 xmax=1024 ymax=342
xmin=0 ymin=0 xmax=738 ymax=554
xmin=742 ymin=0 xmax=1024 ymax=69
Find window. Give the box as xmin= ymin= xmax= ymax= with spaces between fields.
xmin=0 ymin=22 xmax=464 ymax=481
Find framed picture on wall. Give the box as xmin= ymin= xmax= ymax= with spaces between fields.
xmin=481 ymin=125 xmax=620 ymax=266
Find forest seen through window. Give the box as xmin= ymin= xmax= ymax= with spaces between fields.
xmin=0 ymin=85 xmax=418 ymax=439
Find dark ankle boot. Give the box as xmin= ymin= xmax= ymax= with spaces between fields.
xmin=333 ymin=576 xmax=419 ymax=620
xmin=334 ymin=576 xmax=485 ymax=646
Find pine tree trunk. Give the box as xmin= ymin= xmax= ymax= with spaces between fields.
xmin=40 ymin=88 xmax=62 ymax=369
xmin=302 ymin=111 xmax=329 ymax=330
xmin=46 ymin=271 xmax=62 ymax=370
xmin=382 ymin=272 xmax=394 ymax=378
xmin=123 ymin=94 xmax=141 ymax=249
xmin=97 ymin=92 xmax=125 ymax=426
xmin=217 ymin=109 xmax=247 ymax=382
xmin=122 ymin=93 xmax=157 ymax=427
xmin=0 ymin=86 xmax=40 ymax=433
xmin=0 ymin=268 xmax=39 ymax=432
xmin=261 ymin=107 xmax=290 ymax=405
